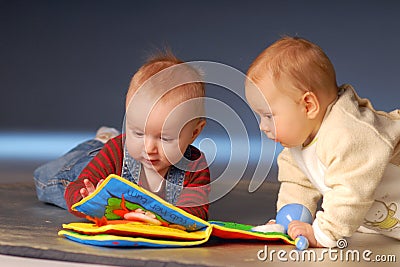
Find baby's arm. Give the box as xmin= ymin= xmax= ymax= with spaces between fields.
xmin=277 ymin=148 xmax=322 ymax=215
xmin=64 ymin=137 xmax=122 ymax=217
xmin=313 ymin=125 xmax=393 ymax=247
xmin=176 ymin=153 xmax=211 ymax=220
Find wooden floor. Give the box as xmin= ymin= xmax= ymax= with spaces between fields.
xmin=0 ymin=161 xmax=399 ymax=266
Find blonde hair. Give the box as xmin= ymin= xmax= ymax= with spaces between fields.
xmin=247 ymin=36 xmax=338 ymax=99
xmin=126 ymin=51 xmax=205 ymax=107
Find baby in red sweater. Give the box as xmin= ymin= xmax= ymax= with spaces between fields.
xmin=34 ymin=52 xmax=211 ymax=221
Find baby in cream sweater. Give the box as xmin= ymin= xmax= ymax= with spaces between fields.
xmin=245 ymin=36 xmax=400 ymax=247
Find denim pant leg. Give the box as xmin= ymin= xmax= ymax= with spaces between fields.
xmin=33 ymin=139 xmax=104 ymax=209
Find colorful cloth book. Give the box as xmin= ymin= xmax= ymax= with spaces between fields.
xmin=58 ymin=174 xmax=295 ymax=247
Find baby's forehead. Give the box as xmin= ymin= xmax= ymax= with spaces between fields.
xmin=245 ymin=79 xmax=271 ymax=99
xmin=128 ymin=91 xmax=198 ymax=109
xmin=127 ymin=94 xmax=203 ymax=121
xmin=125 ymin=98 xmax=201 ymax=134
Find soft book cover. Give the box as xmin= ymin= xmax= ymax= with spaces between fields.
xmin=58 ymin=174 xmax=294 ymax=247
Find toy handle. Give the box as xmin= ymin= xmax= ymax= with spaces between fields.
xmin=295 ymin=235 xmax=309 ymax=250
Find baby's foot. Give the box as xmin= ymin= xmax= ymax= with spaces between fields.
xmin=95 ymin=126 xmax=120 ymax=143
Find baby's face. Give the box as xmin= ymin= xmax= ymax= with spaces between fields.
xmin=245 ymin=73 xmax=314 ymax=148
xmin=125 ymin=97 xmax=200 ymax=176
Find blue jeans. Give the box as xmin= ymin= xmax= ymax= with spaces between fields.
xmin=33 ymin=139 xmax=104 ymax=209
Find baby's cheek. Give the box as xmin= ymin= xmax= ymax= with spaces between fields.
xmin=126 ymin=138 xmax=143 ymax=158
xmin=162 ymin=142 xmax=183 ymax=164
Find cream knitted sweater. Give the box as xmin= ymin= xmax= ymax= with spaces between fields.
xmin=277 ymin=84 xmax=400 ymax=247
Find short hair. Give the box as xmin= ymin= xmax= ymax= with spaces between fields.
xmin=126 ymin=51 xmax=205 ymax=108
xmin=247 ymin=36 xmax=338 ymax=98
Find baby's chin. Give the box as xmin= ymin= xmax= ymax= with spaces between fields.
xmin=280 ymin=143 xmax=291 ymax=148
xmin=265 ymin=135 xmax=299 ymax=148
xmin=278 ymin=142 xmax=297 ymax=148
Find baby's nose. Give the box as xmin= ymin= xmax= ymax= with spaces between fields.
xmin=259 ymin=123 xmax=270 ymax=133
xmin=144 ymin=137 xmax=158 ymax=153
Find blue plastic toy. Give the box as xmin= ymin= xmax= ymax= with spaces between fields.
xmin=276 ymin=203 xmax=313 ymax=250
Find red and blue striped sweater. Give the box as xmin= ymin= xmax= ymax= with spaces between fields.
xmin=65 ymin=135 xmax=210 ymax=220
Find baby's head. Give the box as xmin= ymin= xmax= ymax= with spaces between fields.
xmin=125 ymin=52 xmax=206 ymax=176
xmin=245 ymin=36 xmax=338 ymax=147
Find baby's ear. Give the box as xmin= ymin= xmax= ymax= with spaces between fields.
xmin=302 ymin=92 xmax=320 ymax=119
xmin=191 ymin=119 xmax=206 ymax=141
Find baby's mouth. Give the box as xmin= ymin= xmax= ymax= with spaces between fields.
xmin=143 ymin=158 xmax=159 ymax=165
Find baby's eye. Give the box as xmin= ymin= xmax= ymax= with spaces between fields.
xmin=133 ymin=131 xmax=144 ymax=137
xmin=161 ymin=136 xmax=174 ymax=142
xmin=263 ymin=113 xmax=273 ymax=119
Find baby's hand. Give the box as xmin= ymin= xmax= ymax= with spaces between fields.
xmin=266 ymin=219 xmax=276 ymax=225
xmin=288 ymin=220 xmax=323 ymax=248
xmin=124 ymin=209 xmax=162 ymax=225
xmin=79 ymin=178 xmax=104 ymax=198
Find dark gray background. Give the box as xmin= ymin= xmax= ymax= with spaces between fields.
xmin=1 ymin=0 xmax=399 ymax=133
